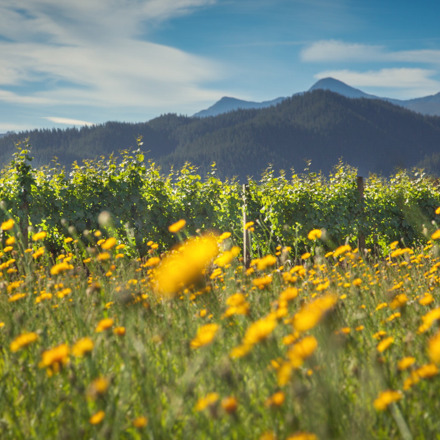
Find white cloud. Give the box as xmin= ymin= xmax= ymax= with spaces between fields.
xmin=301 ymin=40 xmax=385 ymax=62
xmin=301 ymin=40 xmax=440 ymax=65
xmin=44 ymin=117 xmax=95 ymax=126
xmin=314 ymin=68 xmax=440 ymax=97
xmin=0 ymin=0 xmax=224 ymax=111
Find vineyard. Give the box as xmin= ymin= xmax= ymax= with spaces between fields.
xmin=1 ymin=141 xmax=440 ymax=258
xmin=1 ymin=142 xmax=440 ymax=439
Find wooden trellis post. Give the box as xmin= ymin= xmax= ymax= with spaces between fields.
xmin=242 ymin=184 xmax=251 ymax=268
xmin=357 ymin=176 xmax=366 ymax=253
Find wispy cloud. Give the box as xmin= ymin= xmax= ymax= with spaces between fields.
xmin=0 ymin=0 xmax=223 ymax=112
xmin=314 ymin=68 xmax=440 ymax=97
xmin=44 ymin=117 xmax=95 ymax=126
xmin=301 ymin=40 xmax=440 ymax=65
xmin=301 ymin=40 xmax=385 ymax=62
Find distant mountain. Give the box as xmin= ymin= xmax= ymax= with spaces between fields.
xmin=3 ymin=90 xmax=440 ymax=180
xmin=193 ymin=96 xmax=285 ymax=117
xmin=308 ymin=77 xmax=375 ymax=99
xmin=194 ymin=77 xmax=440 ymax=117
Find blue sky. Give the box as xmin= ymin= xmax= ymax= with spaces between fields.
xmin=1 ymin=0 xmax=440 ymax=132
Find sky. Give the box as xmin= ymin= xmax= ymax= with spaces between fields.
xmin=1 ymin=0 xmax=440 ymax=132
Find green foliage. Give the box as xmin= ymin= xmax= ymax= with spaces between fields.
xmin=0 ymin=144 xmax=439 ymax=258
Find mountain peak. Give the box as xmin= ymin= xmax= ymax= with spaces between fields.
xmin=309 ymin=77 xmax=374 ymax=99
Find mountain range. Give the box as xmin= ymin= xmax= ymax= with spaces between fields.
xmin=1 ymin=81 xmax=440 ymax=180
xmin=194 ymin=77 xmax=440 ymax=117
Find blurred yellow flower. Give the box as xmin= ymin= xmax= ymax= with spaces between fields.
xmin=221 ymin=396 xmax=238 ymax=414
xmin=5 ymin=236 xmax=15 ymax=245
xmin=153 ymin=235 xmax=219 ymax=298
xmin=287 ymin=432 xmax=318 ymax=440
xmin=39 ymin=343 xmax=69 ymax=370
xmin=101 ymin=237 xmax=117 ymax=250
xmin=292 ymin=294 xmax=338 ymax=333
xmin=168 ymin=219 xmax=186 ymax=233
xmin=89 ymin=410 xmax=105 ymax=425
xmin=432 ymin=229 xmax=440 ymax=240
xmin=288 ymin=335 xmax=318 ymax=368
xmin=113 ymin=326 xmax=126 ymax=336
xmin=195 ymin=392 xmax=219 ymax=411
xmin=95 ymin=318 xmax=114 ymax=332
xmin=397 ymin=356 xmax=416 ymax=371
xmin=215 ymin=246 xmax=240 ymax=267
xmin=373 ymin=389 xmax=402 ymax=411
xmin=87 ymin=377 xmax=110 ymax=399
xmin=32 ymin=231 xmax=47 ymax=241
xmin=72 ymin=337 xmax=94 ymax=357
xmin=10 ymin=332 xmax=39 ymax=352
xmin=307 ymin=229 xmax=322 ymax=240
xmin=428 ymin=331 xmax=440 ymax=364
xmin=190 ymin=323 xmax=219 ymax=349
xmin=132 ymin=416 xmax=148 ymax=428
xmin=377 ymin=337 xmax=394 ymax=353
xmin=265 ymin=391 xmax=285 ymax=407
xmin=243 ymin=315 xmax=277 ymax=346
xmin=1 ymin=219 xmax=14 ymax=230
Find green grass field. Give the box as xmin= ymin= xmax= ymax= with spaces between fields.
xmin=1 ymin=217 xmax=440 ymax=439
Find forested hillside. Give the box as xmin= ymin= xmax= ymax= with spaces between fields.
xmin=2 ymin=90 xmax=440 ymax=180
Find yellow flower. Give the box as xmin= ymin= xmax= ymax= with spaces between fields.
xmin=287 ymin=336 xmax=318 ymax=368
xmin=5 ymin=236 xmax=15 ymax=245
xmin=195 ymin=392 xmax=219 ymax=411
xmin=132 ymin=416 xmax=148 ymax=428
xmin=292 ymin=294 xmax=338 ymax=333
xmin=215 ymin=246 xmax=240 ymax=267
xmin=377 ymin=337 xmax=394 ymax=353
xmin=72 ymin=337 xmax=94 ymax=357
xmin=10 ymin=332 xmax=39 ymax=352
xmin=95 ymin=318 xmax=114 ymax=332
xmin=101 ymin=237 xmax=117 ymax=250
xmin=397 ymin=356 xmax=416 ymax=371
xmin=87 ymin=377 xmax=110 ymax=399
xmin=50 ymin=261 xmax=73 ymax=275
xmin=113 ymin=326 xmax=126 ymax=336
xmin=265 ymin=391 xmax=285 ymax=407
xmin=32 ymin=231 xmax=47 ymax=241
xmin=243 ymin=315 xmax=277 ymax=346
xmin=89 ymin=410 xmax=105 ymax=425
xmin=287 ymin=433 xmax=318 ymax=440
xmin=153 ymin=235 xmax=219 ymax=298
xmin=218 ymin=232 xmax=231 ymax=242
xmin=333 ymin=244 xmax=351 ymax=258
xmin=436 ymin=207 xmax=440 ymax=215
xmin=418 ymin=307 xmax=440 ymax=333
xmin=428 ymin=331 xmax=440 ymax=364
xmin=432 ymin=229 xmax=440 ymax=240
xmin=97 ymin=252 xmax=111 ymax=261
xmin=373 ymin=389 xmax=402 ymax=411
xmin=168 ymin=219 xmax=186 ymax=233
xmin=307 ymin=229 xmax=322 ymax=240
xmin=190 ymin=323 xmax=219 ymax=349
xmin=252 ymin=275 xmax=272 ymax=289
xmin=39 ymin=343 xmax=69 ymax=370
xmin=244 ymin=221 xmax=254 ymax=231
xmin=390 ymin=293 xmax=408 ymax=309
xmin=255 ymin=254 xmax=277 ymax=271
xmin=1 ymin=219 xmax=15 ymax=230
xmin=8 ymin=293 xmax=26 ymax=302
xmin=301 ymin=252 xmax=311 ymax=260
xmin=221 ymin=396 xmax=238 ymax=414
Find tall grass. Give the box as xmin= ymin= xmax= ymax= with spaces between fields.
xmin=1 ymin=218 xmax=440 ymax=439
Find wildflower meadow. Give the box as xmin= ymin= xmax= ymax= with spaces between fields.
xmin=1 ymin=144 xmax=440 ymax=439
